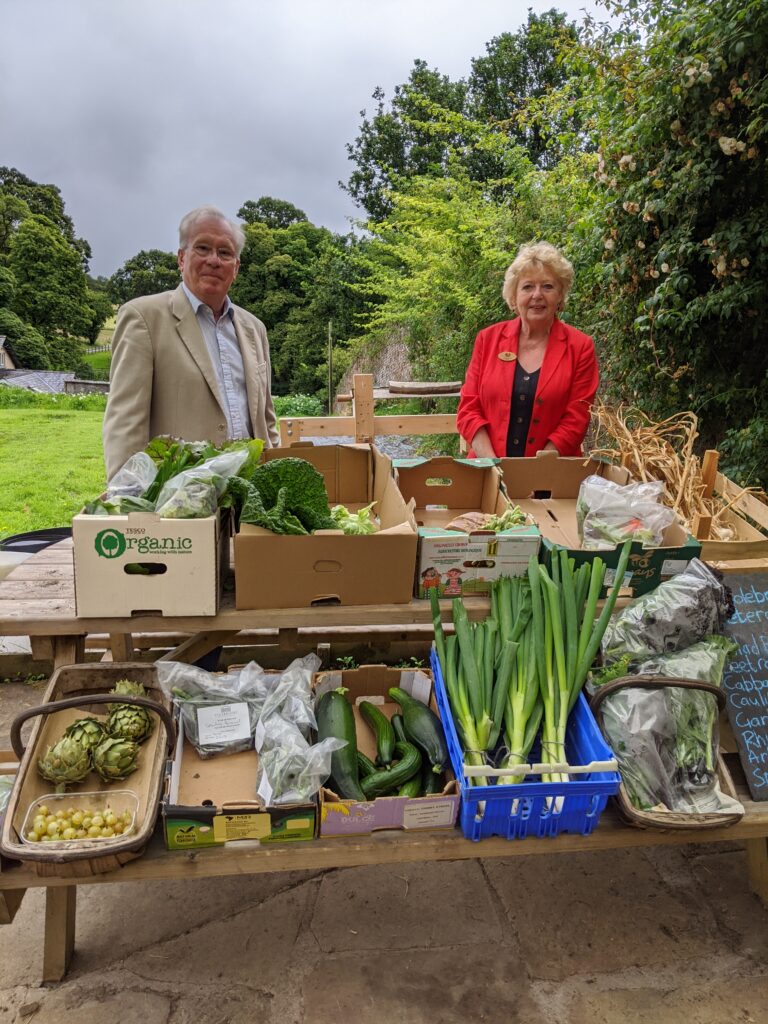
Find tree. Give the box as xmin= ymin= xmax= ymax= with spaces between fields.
xmin=0 ymin=193 xmax=30 ymax=254
xmin=0 ymin=166 xmax=91 ymax=269
xmin=343 ymin=15 xmax=580 ymax=220
xmin=0 ymin=307 xmax=51 ymax=369
xmin=84 ymin=288 xmax=114 ymax=344
xmin=107 ymin=248 xmax=180 ymax=303
xmin=9 ymin=214 xmax=92 ymax=337
xmin=343 ymin=60 xmax=468 ymax=220
xmin=237 ymin=197 xmax=308 ymax=229
xmin=0 ymin=265 xmax=15 ymax=307
xmin=466 ymin=12 xmax=582 ymax=173
xmin=576 ymin=0 xmax=768 ymax=485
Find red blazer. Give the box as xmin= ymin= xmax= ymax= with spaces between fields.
xmin=456 ymin=318 xmax=599 ymax=457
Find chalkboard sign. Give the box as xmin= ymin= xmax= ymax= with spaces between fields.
xmin=723 ymin=572 xmax=768 ymax=800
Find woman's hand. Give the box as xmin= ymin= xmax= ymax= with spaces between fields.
xmin=469 ymin=426 xmax=496 ymax=458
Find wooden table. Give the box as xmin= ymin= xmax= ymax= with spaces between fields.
xmin=1 ymin=541 xmax=767 ymax=983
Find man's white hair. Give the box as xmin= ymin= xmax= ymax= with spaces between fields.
xmin=178 ymin=206 xmax=245 ymax=256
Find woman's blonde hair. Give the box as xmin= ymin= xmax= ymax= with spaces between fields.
xmin=502 ymin=242 xmax=574 ymax=312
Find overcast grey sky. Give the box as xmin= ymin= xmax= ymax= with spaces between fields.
xmin=3 ymin=0 xmax=603 ymax=276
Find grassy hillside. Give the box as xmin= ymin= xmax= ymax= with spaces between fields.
xmin=0 ymin=407 xmax=105 ymax=539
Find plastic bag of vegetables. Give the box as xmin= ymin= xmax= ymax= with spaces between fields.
xmin=255 ymin=713 xmax=345 ymax=805
xmin=601 ymin=559 xmax=733 ymax=664
xmin=156 ymin=654 xmax=319 ymax=759
xmin=154 ymin=448 xmax=250 ymax=518
xmin=591 ymin=677 xmax=743 ymax=819
xmin=576 ymin=474 xmax=676 ymax=550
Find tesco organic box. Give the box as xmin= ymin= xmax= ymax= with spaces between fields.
xmin=497 ymin=452 xmax=701 ymax=595
xmin=315 ymin=665 xmax=459 ymax=838
xmin=234 ymin=444 xmax=418 ymax=609
xmin=393 ymin=456 xmax=540 ymax=598
xmin=73 ymin=509 xmax=229 ymax=618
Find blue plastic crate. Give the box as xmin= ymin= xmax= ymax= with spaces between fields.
xmin=430 ymin=648 xmax=621 ymax=841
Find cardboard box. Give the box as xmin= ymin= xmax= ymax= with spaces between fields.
xmin=234 ymin=444 xmax=418 ymax=609
xmin=314 ymin=665 xmax=459 ymax=837
xmin=393 ymin=456 xmax=541 ymax=597
xmin=162 ymin=719 xmax=316 ymax=849
xmin=73 ymin=509 xmax=229 ymax=617
xmin=497 ymin=453 xmax=701 ymax=595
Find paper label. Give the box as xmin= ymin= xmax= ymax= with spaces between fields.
xmin=254 ymin=717 xmax=267 ymax=752
xmin=196 ymin=702 xmax=251 ymax=745
xmin=212 ymin=812 xmax=271 ymax=842
xmin=402 ymin=798 xmax=456 ymax=830
xmin=661 ymin=558 xmax=690 ymax=576
xmin=257 ymin=768 xmax=274 ymax=806
xmin=603 ymin=568 xmax=633 ymax=587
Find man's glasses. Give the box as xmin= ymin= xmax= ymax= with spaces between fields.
xmin=190 ymin=243 xmax=238 ymax=263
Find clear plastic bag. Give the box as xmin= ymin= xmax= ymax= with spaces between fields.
xmin=576 ymin=475 xmax=676 ymax=550
xmin=156 ymin=654 xmax=319 ymax=759
xmin=154 ymin=449 xmax=249 ymax=518
xmin=106 ymin=451 xmax=158 ymax=496
xmin=602 ymin=559 xmax=733 ymax=663
xmin=255 ymin=712 xmax=344 ymax=805
xmin=634 ymin=636 xmax=736 ymax=686
xmin=599 ymin=684 xmax=743 ymax=816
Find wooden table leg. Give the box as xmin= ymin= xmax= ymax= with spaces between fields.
xmin=43 ymin=886 xmax=76 ymax=982
xmin=107 ymin=633 xmax=134 ymax=662
xmin=0 ymin=888 xmax=25 ymax=924
xmin=158 ymin=629 xmax=239 ymax=665
xmin=746 ymin=837 xmax=768 ymax=906
xmin=51 ymin=636 xmax=86 ymax=670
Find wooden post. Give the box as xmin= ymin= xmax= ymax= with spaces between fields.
xmin=108 ymin=633 xmax=134 ymax=662
xmin=746 ymin=837 xmax=768 ymax=907
xmin=43 ymin=886 xmax=76 ymax=982
xmin=692 ymin=511 xmax=713 ymax=540
xmin=51 ymin=636 xmax=85 ymax=670
xmin=0 ymin=888 xmax=25 ymax=924
xmin=353 ymin=374 xmax=375 ymax=444
xmin=701 ymin=449 xmax=719 ymax=498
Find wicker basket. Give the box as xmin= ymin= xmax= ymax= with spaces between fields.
xmin=589 ymin=675 xmax=744 ymax=831
xmin=0 ymin=663 xmax=175 ymax=876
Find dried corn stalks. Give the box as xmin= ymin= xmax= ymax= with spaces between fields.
xmin=590 ymin=403 xmax=759 ymax=540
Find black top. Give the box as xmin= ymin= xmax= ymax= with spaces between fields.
xmin=506 ymin=363 xmax=540 ymax=456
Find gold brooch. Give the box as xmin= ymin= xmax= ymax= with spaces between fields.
xmin=498 ymin=351 xmax=517 ymax=362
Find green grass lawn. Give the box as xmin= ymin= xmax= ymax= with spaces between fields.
xmin=82 ymin=350 xmax=111 ymax=372
xmin=0 ymin=407 xmax=105 ymax=539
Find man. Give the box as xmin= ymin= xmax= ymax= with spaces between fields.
xmin=103 ymin=205 xmax=279 ymax=479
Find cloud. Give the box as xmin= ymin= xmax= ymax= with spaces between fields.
xmin=3 ymin=0 xmax=598 ymax=275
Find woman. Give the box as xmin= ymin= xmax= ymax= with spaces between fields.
xmin=457 ymin=242 xmax=598 ymax=458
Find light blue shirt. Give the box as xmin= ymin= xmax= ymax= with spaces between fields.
xmin=181 ymin=283 xmax=253 ymax=439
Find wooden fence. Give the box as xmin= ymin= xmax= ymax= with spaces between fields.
xmin=279 ymin=374 xmax=462 ymax=446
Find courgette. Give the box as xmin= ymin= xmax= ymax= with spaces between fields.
xmin=387 ymin=686 xmax=449 ymax=774
xmin=360 ymin=741 xmax=422 ymax=798
xmin=316 ymin=688 xmax=365 ymax=800
xmin=357 ymin=750 xmax=377 ymax=778
xmin=359 ymin=700 xmax=396 ymax=766
xmin=422 ymin=763 xmax=444 ymax=795
xmin=398 ymin=776 xmax=422 ymax=798
xmin=391 ymin=713 xmax=407 ymax=744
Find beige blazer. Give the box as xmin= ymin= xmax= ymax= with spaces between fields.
xmin=102 ymin=285 xmax=279 ymax=479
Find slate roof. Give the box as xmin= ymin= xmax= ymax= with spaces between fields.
xmin=0 ymin=370 xmax=76 ymax=393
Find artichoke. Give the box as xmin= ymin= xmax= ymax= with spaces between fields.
xmin=106 ymin=704 xmax=154 ymax=744
xmin=63 ymin=716 xmax=106 ymax=753
xmin=92 ymin=738 xmax=140 ymax=782
xmin=108 ymin=678 xmax=147 ymax=712
xmin=38 ymin=737 xmax=92 ymax=792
